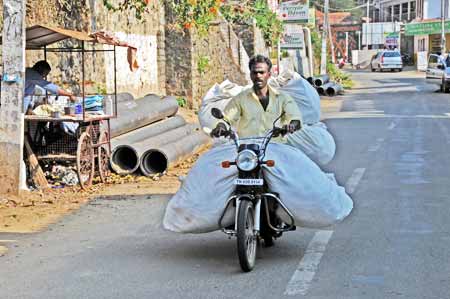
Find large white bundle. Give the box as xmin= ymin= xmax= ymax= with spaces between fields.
xmin=287 ymin=122 xmax=336 ymax=166
xmin=198 ymin=80 xmax=249 ymax=131
xmin=163 ymin=144 xmax=353 ymax=233
xmin=269 ymin=71 xmax=321 ymax=125
xmin=263 ymin=143 xmax=352 ymax=228
xmin=163 ymin=145 xmax=237 ymax=233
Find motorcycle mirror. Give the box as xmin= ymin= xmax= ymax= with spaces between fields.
xmin=211 ymin=108 xmax=224 ymax=119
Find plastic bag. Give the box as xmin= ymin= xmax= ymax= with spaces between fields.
xmin=163 ymin=143 xmax=353 ymax=233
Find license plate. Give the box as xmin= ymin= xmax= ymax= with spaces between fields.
xmin=235 ymin=179 xmax=264 ymax=186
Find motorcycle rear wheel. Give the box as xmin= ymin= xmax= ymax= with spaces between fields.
xmin=237 ymin=200 xmax=257 ymax=272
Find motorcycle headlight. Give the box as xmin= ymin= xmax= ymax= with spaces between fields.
xmin=236 ymin=150 xmax=258 ymax=171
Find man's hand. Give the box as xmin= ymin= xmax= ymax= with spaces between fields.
xmin=286 ymin=120 xmax=301 ymax=134
xmin=69 ymin=95 xmax=77 ymax=103
xmin=210 ymin=123 xmax=229 ymax=138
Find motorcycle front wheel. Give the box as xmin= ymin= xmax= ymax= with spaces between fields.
xmin=237 ymin=200 xmax=257 ymax=272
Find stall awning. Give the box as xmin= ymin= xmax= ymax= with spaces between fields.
xmin=0 ymin=25 xmax=139 ymax=71
xmin=0 ymin=25 xmax=96 ymax=49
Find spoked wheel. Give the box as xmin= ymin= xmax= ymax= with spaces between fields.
xmin=76 ymin=132 xmax=95 ymax=189
xmin=97 ymin=131 xmax=111 ymax=183
xmin=237 ymin=200 xmax=257 ymax=272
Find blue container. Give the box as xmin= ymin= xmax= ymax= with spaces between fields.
xmin=75 ymin=103 xmax=83 ymax=114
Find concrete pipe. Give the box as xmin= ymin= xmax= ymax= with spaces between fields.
xmin=313 ymin=75 xmax=330 ymax=87
xmin=110 ymin=95 xmax=178 ymax=137
xmin=326 ymin=83 xmax=343 ymax=97
xmin=111 ymin=115 xmax=186 ymax=148
xmin=140 ymin=131 xmax=210 ymax=176
xmin=317 ymin=82 xmax=335 ymax=95
xmin=111 ymin=123 xmax=200 ymax=174
xmin=306 ymin=77 xmax=314 ymax=86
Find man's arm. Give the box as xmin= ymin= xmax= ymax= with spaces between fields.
xmin=281 ymin=93 xmax=302 ymax=125
xmin=222 ymin=95 xmax=242 ymax=127
xmin=37 ymin=79 xmax=76 ymax=102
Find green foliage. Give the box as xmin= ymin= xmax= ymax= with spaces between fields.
xmin=176 ymin=97 xmax=187 ymax=107
xmin=96 ymin=84 xmax=107 ymax=95
xmin=220 ymin=0 xmax=283 ymax=47
xmin=168 ymin=0 xmax=221 ymax=36
xmin=327 ymin=62 xmax=354 ymax=89
xmin=281 ymin=50 xmax=289 ymax=58
xmin=103 ymin=0 xmax=151 ymax=21
xmin=197 ymin=55 xmax=210 ymax=74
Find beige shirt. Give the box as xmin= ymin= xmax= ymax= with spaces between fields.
xmin=223 ymin=85 xmax=302 ymax=142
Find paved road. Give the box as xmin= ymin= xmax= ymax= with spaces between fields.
xmin=2 ymin=69 xmax=450 ymax=299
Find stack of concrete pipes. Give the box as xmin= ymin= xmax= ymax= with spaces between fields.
xmin=109 ymin=94 xmax=210 ymax=176
xmin=306 ymin=75 xmax=343 ymax=97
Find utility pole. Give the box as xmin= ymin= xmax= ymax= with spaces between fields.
xmin=0 ymin=0 xmax=26 ymax=194
xmin=320 ymin=0 xmax=329 ymax=74
xmin=366 ymin=0 xmax=370 ymax=49
xmin=441 ymin=0 xmax=446 ymax=54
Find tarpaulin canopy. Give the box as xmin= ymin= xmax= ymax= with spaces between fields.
xmin=0 ymin=25 xmax=139 ymax=71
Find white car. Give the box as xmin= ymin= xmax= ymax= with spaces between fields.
xmin=370 ymin=51 xmax=403 ymax=72
xmin=425 ymin=54 xmax=450 ymax=92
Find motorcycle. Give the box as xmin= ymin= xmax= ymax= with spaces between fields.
xmin=402 ymin=54 xmax=414 ymax=66
xmin=211 ymin=108 xmax=297 ymax=272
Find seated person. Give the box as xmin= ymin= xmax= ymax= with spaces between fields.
xmin=24 ymin=60 xmax=76 ymax=114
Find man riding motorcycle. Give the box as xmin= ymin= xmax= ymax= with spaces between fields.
xmin=211 ymin=55 xmax=302 ymax=139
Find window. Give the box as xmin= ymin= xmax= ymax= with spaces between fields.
xmin=383 ymin=52 xmax=401 ymax=57
xmin=429 ymin=55 xmax=438 ymax=68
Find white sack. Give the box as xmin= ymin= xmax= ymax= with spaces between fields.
xmin=269 ymin=70 xmax=321 ymax=125
xmin=163 ymin=143 xmax=353 ymax=233
xmin=163 ymin=144 xmax=237 ymax=233
xmin=286 ymin=122 xmax=336 ymax=166
xmin=263 ymin=143 xmax=353 ymax=228
xmin=198 ymin=80 xmax=248 ymax=131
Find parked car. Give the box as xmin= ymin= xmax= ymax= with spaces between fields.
xmin=370 ymin=51 xmax=403 ymax=72
xmin=425 ymin=53 xmax=450 ymax=92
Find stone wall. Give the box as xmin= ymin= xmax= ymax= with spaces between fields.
xmin=232 ymin=22 xmax=269 ymax=58
xmin=191 ymin=24 xmax=249 ymax=109
xmin=164 ymin=10 xmax=250 ymax=109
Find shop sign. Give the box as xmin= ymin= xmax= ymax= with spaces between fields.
xmin=280 ymin=0 xmax=309 ymax=23
xmin=280 ymin=32 xmax=305 ymax=49
xmin=405 ymin=21 xmax=450 ymax=36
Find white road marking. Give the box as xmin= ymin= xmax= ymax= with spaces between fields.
xmin=284 ymin=230 xmax=334 ymax=296
xmin=284 ymin=169 xmax=364 ymax=296
xmin=368 ymin=144 xmax=381 ymax=152
xmin=345 ymin=168 xmax=366 ymax=195
xmin=388 ymin=122 xmax=396 ymax=130
xmin=368 ymin=138 xmax=384 ymax=152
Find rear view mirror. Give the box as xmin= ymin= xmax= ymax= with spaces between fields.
xmin=211 ymin=108 xmax=224 ymax=119
xmin=438 ymin=63 xmax=445 ymax=70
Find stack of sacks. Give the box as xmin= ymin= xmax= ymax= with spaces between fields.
xmin=163 ymin=143 xmax=353 ymax=233
xmin=163 ymin=78 xmax=352 ymax=234
xmin=269 ymin=71 xmax=336 ymax=166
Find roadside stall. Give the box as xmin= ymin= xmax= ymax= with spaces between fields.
xmin=17 ymin=25 xmax=132 ymax=189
